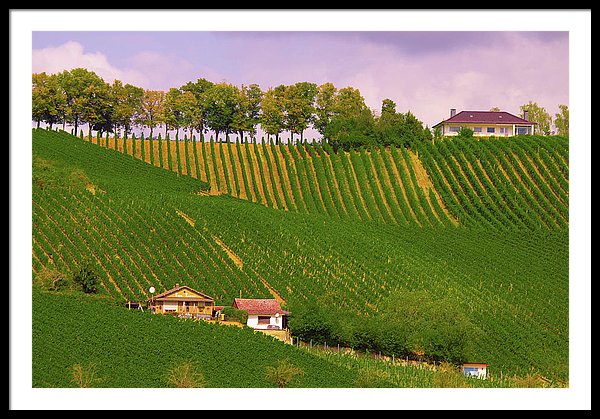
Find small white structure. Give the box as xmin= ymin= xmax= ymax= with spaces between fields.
xmin=462 ymin=362 xmax=489 ymax=379
xmin=232 ymin=298 xmax=288 ymax=330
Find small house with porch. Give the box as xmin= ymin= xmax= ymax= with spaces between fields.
xmin=462 ymin=362 xmax=489 ymax=379
xmin=149 ymin=283 xmax=216 ymax=320
xmin=232 ymin=298 xmax=288 ymax=330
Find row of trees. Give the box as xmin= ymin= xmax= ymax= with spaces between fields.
xmin=32 ymin=68 xmax=432 ymax=150
xmin=287 ymin=288 xmax=477 ymax=365
xmin=32 ymin=68 xmax=567 ymax=152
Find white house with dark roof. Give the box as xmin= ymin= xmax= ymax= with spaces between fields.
xmin=232 ymin=298 xmax=288 ymax=330
xmin=433 ymin=109 xmax=537 ymax=137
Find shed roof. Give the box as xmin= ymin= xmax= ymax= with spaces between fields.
xmin=433 ymin=110 xmax=537 ymax=128
xmin=232 ymin=298 xmax=287 ymax=315
xmin=463 ymin=362 xmax=489 ymax=367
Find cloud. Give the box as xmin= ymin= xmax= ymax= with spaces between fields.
xmin=127 ymin=51 xmax=227 ymax=91
xmin=32 ymin=41 xmax=149 ymax=87
xmin=328 ymin=32 xmax=569 ymax=127
xmin=30 ymin=32 xmax=568 ymax=130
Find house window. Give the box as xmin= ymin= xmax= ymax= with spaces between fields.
xmin=499 ymin=127 xmax=509 ymax=135
xmin=257 ymin=316 xmax=271 ymax=324
xmin=473 ymin=127 xmax=482 ymax=133
xmin=487 ymin=127 xmax=495 ymax=133
xmin=163 ymin=302 xmax=177 ymax=312
xmin=516 ymin=126 xmax=530 ymax=135
xmin=449 ymin=126 xmax=461 ymax=133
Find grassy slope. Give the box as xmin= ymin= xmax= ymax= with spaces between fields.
xmin=32 ymin=287 xmax=360 ymax=388
xmin=31 ymin=129 xmax=569 ymax=384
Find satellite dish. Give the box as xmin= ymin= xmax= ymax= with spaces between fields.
xmin=149 ymin=286 xmax=155 ymax=294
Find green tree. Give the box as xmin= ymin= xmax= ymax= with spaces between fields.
xmin=322 ymin=86 xmax=376 ymax=151
xmin=32 ymin=72 xmax=66 ymax=130
xmin=260 ymin=85 xmax=287 ymax=143
xmin=164 ymin=87 xmax=185 ymax=138
xmin=180 ymin=77 xmax=215 ymax=137
xmin=202 ymin=82 xmax=239 ymax=142
xmin=374 ymin=99 xmax=430 ymax=148
xmin=57 ymin=68 xmax=108 ymax=139
xmin=520 ymin=101 xmax=552 ymax=135
xmin=72 ymin=260 xmax=100 ymax=294
xmin=287 ymin=302 xmax=334 ymax=344
xmin=136 ymin=90 xmax=165 ymax=141
xmin=489 ymin=106 xmax=501 ymax=112
xmin=333 ymin=86 xmax=369 ymax=118
xmin=87 ymin=81 xmax=115 ymax=140
xmin=323 ymin=107 xmax=377 ymax=152
xmin=380 ymin=289 xmax=476 ymax=364
xmin=284 ymin=81 xmax=317 ymax=143
xmin=554 ymin=104 xmax=569 ymax=137
xmin=314 ymin=82 xmax=338 ymax=136
xmin=112 ymin=80 xmax=144 ymax=137
xmin=232 ymin=83 xmax=263 ymax=142
xmin=178 ymin=90 xmax=199 ymax=139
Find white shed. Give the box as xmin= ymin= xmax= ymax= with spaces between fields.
xmin=462 ymin=362 xmax=488 ymax=379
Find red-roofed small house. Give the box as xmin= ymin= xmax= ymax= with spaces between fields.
xmin=433 ymin=109 xmax=537 ymax=137
xmin=149 ymin=283 xmax=216 ymax=320
xmin=232 ymin=298 xmax=289 ymax=330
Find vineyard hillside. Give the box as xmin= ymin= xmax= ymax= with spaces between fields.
xmin=82 ymin=131 xmax=568 ymax=230
xmin=31 ymin=129 xmax=569 ymax=385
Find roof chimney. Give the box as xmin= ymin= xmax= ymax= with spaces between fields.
xmin=450 ymin=108 xmax=456 ymax=118
xmin=523 ymin=110 xmax=529 ymax=121
xmin=175 ymin=283 xmax=180 ymax=288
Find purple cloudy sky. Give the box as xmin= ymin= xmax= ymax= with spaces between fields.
xmin=32 ymin=28 xmax=569 ymax=132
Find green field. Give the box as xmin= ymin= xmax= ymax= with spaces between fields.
xmin=31 ymin=128 xmax=569 ymax=387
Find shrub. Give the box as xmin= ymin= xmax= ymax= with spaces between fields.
xmin=432 ymin=361 xmax=470 ymax=388
xmin=69 ymin=362 xmax=101 ymax=388
xmin=353 ymin=367 xmax=393 ymax=388
xmin=265 ymin=359 xmax=304 ymax=388
xmin=221 ymin=306 xmax=248 ymax=324
xmin=34 ymin=265 xmax=71 ymax=291
xmin=72 ymin=260 xmax=100 ymax=294
xmin=457 ymin=127 xmax=474 ymax=138
xmin=166 ymin=360 xmax=206 ymax=388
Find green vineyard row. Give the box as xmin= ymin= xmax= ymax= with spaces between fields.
xmin=76 ymin=130 xmax=568 ymax=231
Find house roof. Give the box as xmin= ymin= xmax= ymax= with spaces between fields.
xmin=433 ymin=111 xmax=537 ymax=128
xmin=463 ymin=362 xmax=489 ymax=367
xmin=232 ymin=298 xmax=287 ymax=315
xmin=153 ymin=284 xmax=214 ymax=302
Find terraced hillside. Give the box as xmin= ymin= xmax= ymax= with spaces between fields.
xmin=32 ymin=128 xmax=569 ymax=381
